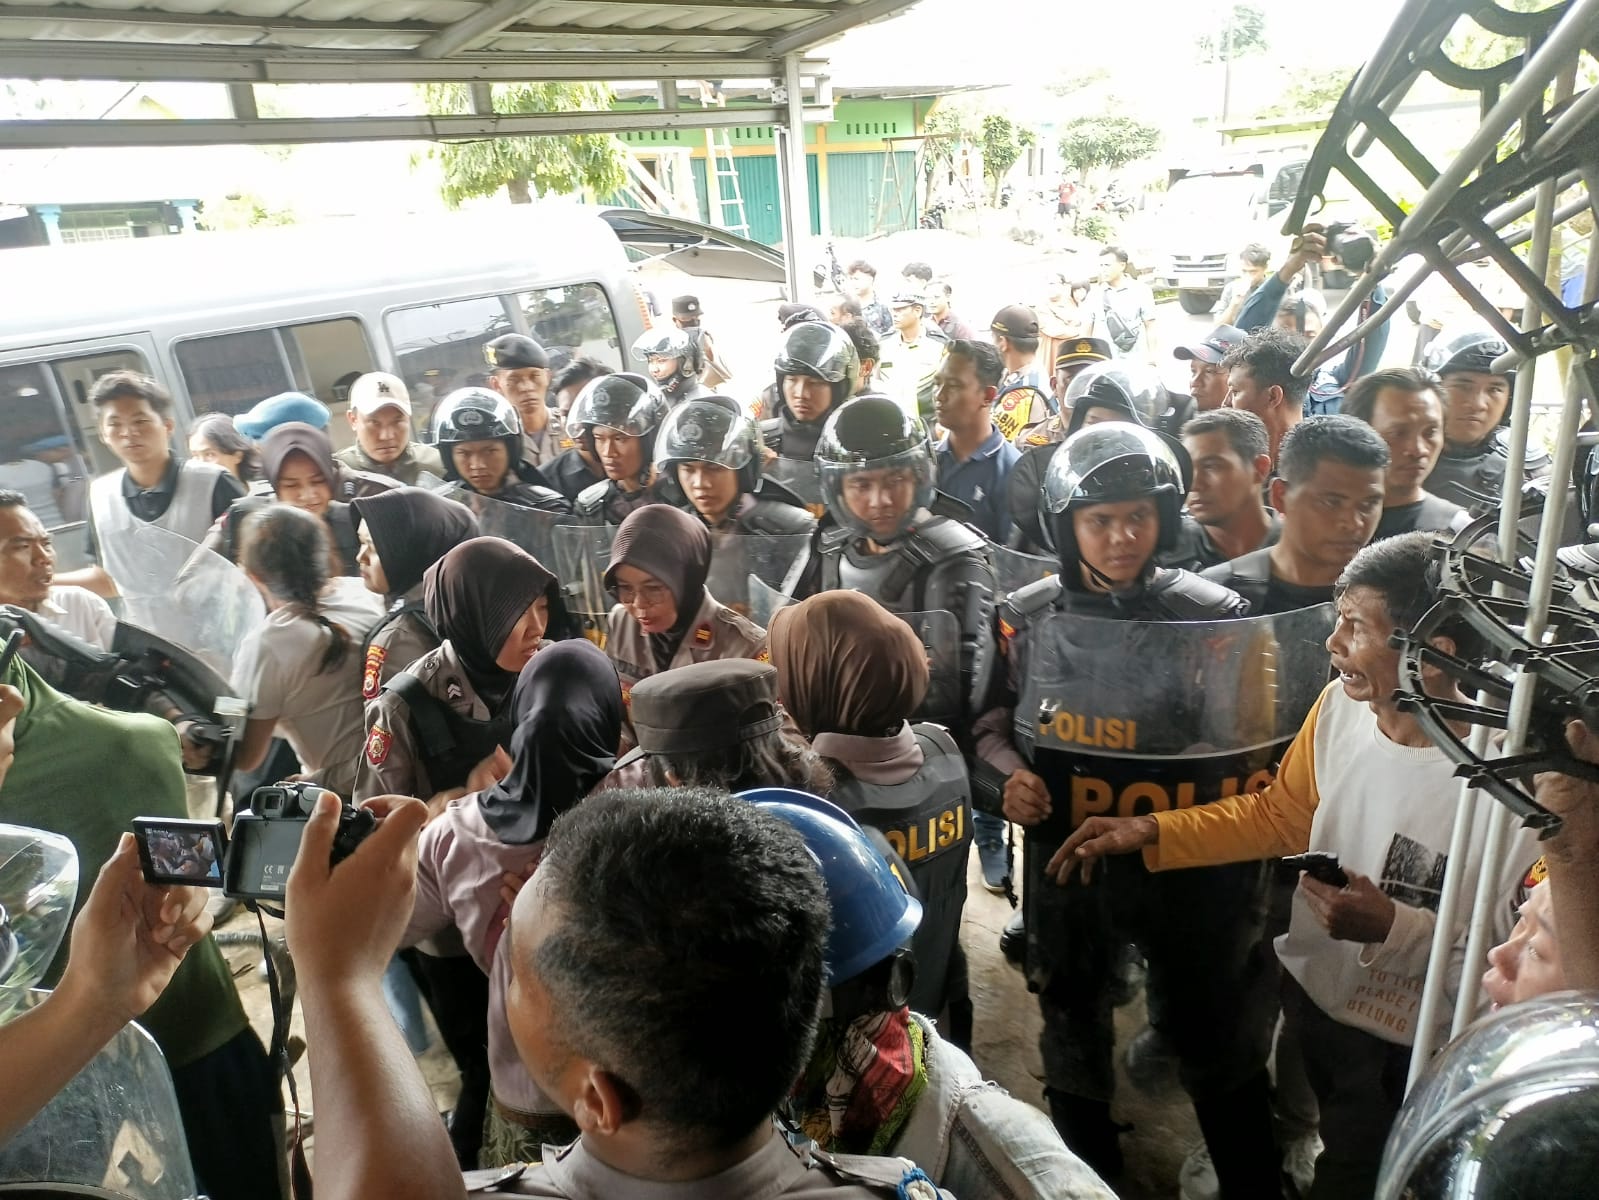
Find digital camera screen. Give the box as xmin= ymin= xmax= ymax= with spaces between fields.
xmin=132 ymin=818 xmax=227 ymax=887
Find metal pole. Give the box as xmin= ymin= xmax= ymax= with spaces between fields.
xmin=777 ymin=51 xmax=812 ymax=303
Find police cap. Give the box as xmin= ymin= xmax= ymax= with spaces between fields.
xmin=620 ymin=659 xmax=785 ymax=760
xmin=484 ymin=334 xmax=549 ymax=372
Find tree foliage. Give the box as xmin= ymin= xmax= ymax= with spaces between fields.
xmin=1256 ymin=66 xmax=1357 ymax=119
xmin=979 ymin=113 xmax=1027 ymax=204
xmin=420 ymin=82 xmax=626 ymax=206
xmin=1196 ymin=3 xmax=1268 ymax=62
xmin=1057 ymin=115 xmax=1162 ymax=178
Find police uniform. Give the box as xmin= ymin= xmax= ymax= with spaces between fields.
xmin=828 ymin=723 xmax=972 ymax=1022
xmin=335 ymin=440 xmax=445 ymax=486
xmin=605 ymin=590 xmax=767 ymax=713
xmin=359 ymin=588 xmax=441 ymax=704
xmin=765 ymin=321 xmax=862 ymax=467
xmin=469 ymin=468 xmax=572 ymax=514
xmin=354 ymin=639 xmax=516 ymax=803
xmin=495 ymin=1128 xmax=952 ymax=1198
xmin=696 ymin=492 xmax=817 ymax=552
xmin=572 ymin=478 xmax=662 ymax=526
xmin=974 ymin=423 xmax=1280 ymax=1190
xmin=519 ymin=408 xmax=569 ymax=470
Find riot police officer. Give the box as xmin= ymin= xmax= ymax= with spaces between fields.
xmin=973 ymin=422 xmax=1281 ymax=1194
xmin=763 ymin=322 xmax=862 ymax=504
xmin=430 ymin=387 xmax=571 ymax=513
xmin=808 ymin=396 xmax=995 ymax=734
xmin=631 ymin=327 xmax=713 ymax=404
xmin=1422 ymin=326 xmax=1550 ymax=507
xmin=654 ymin=396 xmax=816 ymax=546
xmin=568 ymin=373 xmax=672 ymax=525
xmin=485 ymin=334 xmax=567 ymax=469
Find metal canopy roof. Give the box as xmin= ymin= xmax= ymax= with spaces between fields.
xmin=0 ymin=0 xmax=926 ymax=147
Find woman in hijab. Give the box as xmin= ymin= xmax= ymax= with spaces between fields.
xmin=353 ymin=536 xmax=568 ymax=806
xmin=401 ymin=640 xmax=622 ymax=1168
xmin=203 ymin=422 xmax=372 ymax=575
xmin=349 ymin=486 xmax=479 ymax=700
xmin=769 ymin=590 xmax=975 ymax=1045
xmin=601 ymin=503 xmax=766 ymax=740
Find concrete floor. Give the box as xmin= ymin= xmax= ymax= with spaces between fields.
xmin=225 ymin=831 xmax=1201 ymax=1199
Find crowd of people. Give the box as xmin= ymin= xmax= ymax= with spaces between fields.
xmin=3 ymin=221 xmax=1598 ymax=1200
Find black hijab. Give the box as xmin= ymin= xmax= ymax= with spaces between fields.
xmin=603 ymin=503 xmax=712 ymax=670
xmin=351 ymin=486 xmax=479 ymax=599
xmin=476 ymin=641 xmax=622 ymax=844
xmin=424 ymin=536 xmax=557 ymax=705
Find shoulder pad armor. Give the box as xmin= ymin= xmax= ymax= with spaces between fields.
xmin=1001 ymin=575 xmax=1064 ymax=627
xmin=510 ymin=483 xmax=573 ymax=514
xmin=906 ymin=514 xmax=990 ymax=565
xmin=759 ymin=417 xmax=784 ymax=447
xmin=742 ymin=498 xmax=816 ymax=536
xmin=1496 ymin=426 xmax=1552 ymax=469
xmin=1145 ymin=567 xmax=1251 ymax=619
xmin=574 ymin=480 xmax=610 ymax=516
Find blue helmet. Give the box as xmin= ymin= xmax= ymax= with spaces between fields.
xmin=736 ymin=788 xmax=921 ymax=985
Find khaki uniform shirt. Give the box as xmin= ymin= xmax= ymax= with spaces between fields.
xmin=335 ymin=441 xmax=445 ymax=486
xmin=520 ymin=409 xmax=571 ymax=470
xmin=359 ymin=588 xmax=440 ymax=704
xmin=498 ymin=1128 xmax=952 ymax=1198
xmin=353 ymin=639 xmax=490 ymax=803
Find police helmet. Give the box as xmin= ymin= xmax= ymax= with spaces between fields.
xmin=815 ymin=394 xmax=937 ymax=543
xmin=566 ymin=372 xmax=671 ymax=481
xmin=1064 ymin=361 xmax=1169 ymax=435
xmin=1422 ymin=326 xmax=1517 ymax=391
xmin=631 ymin=327 xmax=704 ymax=380
xmin=654 ymin=395 xmax=764 ymax=498
xmin=1376 ymin=995 xmax=1599 ymax=1200
xmin=1042 ymin=422 xmax=1186 ymax=562
xmin=773 ymin=322 xmax=861 ymax=418
xmin=736 ymin=788 xmax=922 ymax=987
xmin=484 ymin=333 xmax=549 ymax=372
xmin=429 ymin=387 xmax=524 ymax=483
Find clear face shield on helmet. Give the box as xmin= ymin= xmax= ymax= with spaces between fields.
xmin=821 ymin=445 xmax=937 ymax=544
xmin=654 ymin=399 xmax=763 ymax=508
xmin=631 ymin=327 xmax=700 ymax=389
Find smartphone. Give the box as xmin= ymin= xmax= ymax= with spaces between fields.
xmin=0 ymin=628 xmax=24 ymax=680
xmin=1279 ymin=851 xmax=1349 ymax=887
xmin=132 ymin=817 xmax=228 ymax=887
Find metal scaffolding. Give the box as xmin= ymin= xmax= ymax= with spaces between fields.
xmin=1288 ymin=0 xmax=1599 ymax=1083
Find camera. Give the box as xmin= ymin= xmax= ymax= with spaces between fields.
xmin=1320 ymin=222 xmax=1377 ymax=275
xmin=133 ymin=782 xmax=376 ymax=903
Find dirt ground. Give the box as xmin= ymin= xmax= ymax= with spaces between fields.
xmin=225 ymin=832 xmax=1200 ymax=1200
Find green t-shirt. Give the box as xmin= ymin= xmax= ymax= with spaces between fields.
xmin=0 ymin=659 xmax=248 ymax=1068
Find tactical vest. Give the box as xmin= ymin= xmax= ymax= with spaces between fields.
xmin=383 ymin=672 xmax=513 ymax=793
xmin=828 ymin=725 xmax=973 ymax=1016
xmin=819 ymin=518 xmax=986 ymax=614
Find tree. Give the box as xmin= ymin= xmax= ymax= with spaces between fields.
xmin=1057 ymin=115 xmax=1162 ymax=180
xmin=920 ymin=101 xmax=980 ymax=206
xmin=1256 ymin=66 xmax=1357 ymax=119
xmin=420 ymin=82 xmax=626 ymax=206
xmin=980 ymin=113 xmax=1028 ymax=205
xmin=1196 ymin=3 xmax=1268 ymax=62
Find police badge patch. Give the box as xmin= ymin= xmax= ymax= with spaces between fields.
xmin=366 ymin=725 xmax=392 ymax=766
xmin=362 ymin=645 xmax=387 ymax=700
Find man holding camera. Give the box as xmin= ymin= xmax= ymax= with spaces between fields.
xmin=1039 ymin=533 xmax=1538 ymax=1200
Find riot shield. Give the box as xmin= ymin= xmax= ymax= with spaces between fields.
xmin=993 ymin=545 xmax=1057 ymax=603
xmin=116 ymin=533 xmax=265 ymax=686
xmin=552 ymin=523 xmax=617 ymax=648
xmin=706 ymin=533 xmax=812 ymax=624
xmin=764 ymin=456 xmax=823 ymax=512
xmin=746 ymin=575 xmax=795 ymax=630
xmin=100 ymin=523 xmax=202 ymax=610
xmin=1019 ymin=604 xmax=1336 ymax=841
xmin=899 ymin=610 xmax=961 ymax=729
xmin=0 ymin=995 xmax=199 ymax=1200
xmin=452 ymin=489 xmax=563 ymax=567
xmin=0 ymin=825 xmax=78 ymax=1022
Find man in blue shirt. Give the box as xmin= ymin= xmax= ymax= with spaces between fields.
xmin=933 ymin=339 xmax=1020 ymax=543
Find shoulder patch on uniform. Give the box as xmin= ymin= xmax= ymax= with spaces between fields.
xmin=446 ymin=678 xmax=464 ymax=701
xmin=1514 ymin=855 xmax=1548 ymax=911
xmin=756 ymin=646 xmax=771 ymax=663
xmin=365 ymin=725 xmax=392 ymax=766
xmin=362 ymin=644 xmax=387 ymax=699
xmin=621 ymin=683 xmax=632 ymax=709
xmin=694 ymin=622 xmax=713 ymax=646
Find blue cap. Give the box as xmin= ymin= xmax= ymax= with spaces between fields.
xmin=21 ymin=434 xmax=70 ymax=454
xmin=236 ymin=391 xmax=330 ymax=440
xmin=736 ymin=788 xmax=922 ymax=984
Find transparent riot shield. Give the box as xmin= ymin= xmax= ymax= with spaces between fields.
xmin=992 ymin=545 xmax=1057 ymax=604
xmin=1019 ymin=604 xmax=1337 ymax=839
xmin=448 ymin=489 xmax=563 ymax=567
xmin=706 ymin=533 xmax=812 ymax=625
xmin=0 ymin=997 xmax=199 ymax=1200
xmin=100 ymin=523 xmax=204 ymax=613
xmin=746 ymin=576 xmax=795 ymax=630
xmin=0 ymin=825 xmax=78 ymax=1022
xmin=115 ymin=530 xmax=266 ymax=686
xmin=552 ymin=523 xmax=617 ymax=648
xmin=899 ymin=610 xmax=961 ymax=730
xmin=764 ymin=456 xmax=823 ymax=512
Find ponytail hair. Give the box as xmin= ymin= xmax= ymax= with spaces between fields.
xmin=240 ymin=504 xmax=350 ymax=673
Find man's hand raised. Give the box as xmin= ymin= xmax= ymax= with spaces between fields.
xmin=1045 ymin=815 xmax=1160 ymax=885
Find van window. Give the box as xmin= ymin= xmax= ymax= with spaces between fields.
xmin=518 ymin=284 xmax=623 ymax=369
xmin=385 ymin=296 xmax=516 ymax=433
xmin=1268 ymin=163 xmax=1306 ymax=217
xmin=0 ymin=361 xmax=99 ymax=529
xmin=175 ymin=318 xmax=375 ymax=421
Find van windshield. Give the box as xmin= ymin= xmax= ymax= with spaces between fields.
xmin=1164 ymin=173 xmax=1262 ymax=219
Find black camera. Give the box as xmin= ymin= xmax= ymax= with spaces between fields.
xmin=133 ymin=782 xmax=376 ymax=903
xmin=1321 ymin=222 xmax=1377 ymax=275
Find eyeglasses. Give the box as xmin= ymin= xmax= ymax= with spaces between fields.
xmin=614 ymin=581 xmax=672 ymax=608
